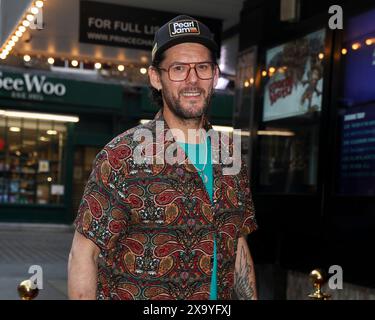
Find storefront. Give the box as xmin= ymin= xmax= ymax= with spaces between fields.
xmin=236 ymin=0 xmax=375 ymax=298
xmin=0 ymin=66 xmax=124 ymax=223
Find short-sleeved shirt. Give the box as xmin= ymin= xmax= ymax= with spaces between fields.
xmin=74 ymin=110 xmax=258 ymax=300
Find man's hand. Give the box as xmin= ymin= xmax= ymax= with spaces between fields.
xmin=67 ymin=231 xmax=101 ymax=299
xmin=233 ymin=236 xmax=258 ymax=300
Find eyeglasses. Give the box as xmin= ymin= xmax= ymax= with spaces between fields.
xmin=158 ymin=62 xmax=216 ymax=82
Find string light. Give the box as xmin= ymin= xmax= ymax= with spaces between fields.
xmin=250 ymin=78 xmax=254 ymax=84
xmin=3 ymin=50 xmax=150 ymax=81
xmin=262 ymin=70 xmax=267 ymax=77
xmin=36 ymin=1 xmax=44 ymax=8
xmin=26 ymin=14 xmax=35 ymax=22
xmin=0 ymin=1 xmax=47 ymax=60
xmin=365 ymin=38 xmax=374 ymax=46
xmin=341 ymin=48 xmax=348 ymax=55
xmin=30 ymin=7 xmax=39 ymax=15
xmin=318 ymin=53 xmax=324 ymax=60
xmin=352 ymin=42 xmax=361 ymax=50
xmin=244 ymin=80 xmax=250 ymax=88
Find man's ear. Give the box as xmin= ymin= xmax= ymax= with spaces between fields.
xmin=148 ymin=67 xmax=162 ymax=91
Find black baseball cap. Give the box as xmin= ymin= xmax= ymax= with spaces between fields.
xmin=151 ymin=15 xmax=218 ymax=63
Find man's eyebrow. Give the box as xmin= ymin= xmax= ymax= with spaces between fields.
xmin=168 ymin=60 xmax=213 ymax=64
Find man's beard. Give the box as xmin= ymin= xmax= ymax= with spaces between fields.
xmin=162 ymin=86 xmax=214 ymax=120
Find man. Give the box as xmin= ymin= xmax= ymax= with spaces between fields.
xmin=68 ymin=15 xmax=258 ymax=300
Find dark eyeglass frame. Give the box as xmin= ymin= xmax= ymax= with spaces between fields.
xmin=157 ymin=61 xmax=217 ymax=82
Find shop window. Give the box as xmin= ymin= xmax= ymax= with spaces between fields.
xmin=257 ymin=120 xmax=319 ymax=193
xmin=334 ymin=8 xmax=375 ymax=196
xmin=256 ymin=29 xmax=325 ymax=193
xmin=72 ymin=146 xmax=101 ymax=216
xmin=234 ymin=47 xmax=257 ymax=170
xmin=0 ymin=116 xmax=67 ymax=204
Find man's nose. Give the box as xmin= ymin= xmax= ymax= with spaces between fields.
xmin=186 ymin=66 xmax=198 ymax=83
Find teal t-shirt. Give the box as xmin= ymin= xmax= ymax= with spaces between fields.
xmin=177 ymin=138 xmax=217 ymax=300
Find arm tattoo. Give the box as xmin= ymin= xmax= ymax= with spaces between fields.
xmin=234 ymin=245 xmax=255 ymax=300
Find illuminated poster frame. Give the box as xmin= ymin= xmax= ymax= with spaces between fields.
xmin=262 ymin=29 xmax=326 ymax=122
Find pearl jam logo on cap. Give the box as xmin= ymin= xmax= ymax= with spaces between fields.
xmin=168 ymin=19 xmax=200 ymax=37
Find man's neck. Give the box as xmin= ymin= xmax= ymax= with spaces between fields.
xmin=162 ymin=106 xmax=205 ymax=144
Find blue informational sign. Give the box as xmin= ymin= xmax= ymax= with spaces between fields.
xmin=339 ymin=105 xmax=375 ymax=196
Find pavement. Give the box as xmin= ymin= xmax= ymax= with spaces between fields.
xmin=0 ymin=223 xmax=74 ymax=300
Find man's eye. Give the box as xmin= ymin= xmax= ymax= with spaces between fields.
xmin=197 ymin=64 xmax=210 ymax=71
xmin=171 ymin=65 xmax=186 ymax=72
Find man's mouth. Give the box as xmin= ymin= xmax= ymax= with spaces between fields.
xmin=180 ymin=89 xmax=203 ymax=98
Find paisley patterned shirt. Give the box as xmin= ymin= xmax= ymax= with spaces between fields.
xmin=74 ymin=110 xmax=258 ymax=300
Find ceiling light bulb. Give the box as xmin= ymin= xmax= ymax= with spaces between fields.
xmin=117 ymin=64 xmax=125 ymax=72
xmin=35 ymin=1 xmax=44 ymax=8
xmin=71 ymin=60 xmax=79 ymax=67
xmin=47 ymin=57 xmax=55 ymax=65
xmin=140 ymin=67 xmax=147 ymax=74
xmin=30 ymin=7 xmax=39 ymax=15
xmin=95 ymin=62 xmax=102 ymax=69
xmin=23 ymin=55 xmax=31 ymax=62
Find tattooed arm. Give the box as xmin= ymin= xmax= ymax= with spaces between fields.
xmin=233 ymin=236 xmax=258 ymax=300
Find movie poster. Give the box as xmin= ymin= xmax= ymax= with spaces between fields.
xmin=263 ymin=29 xmax=326 ymax=122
